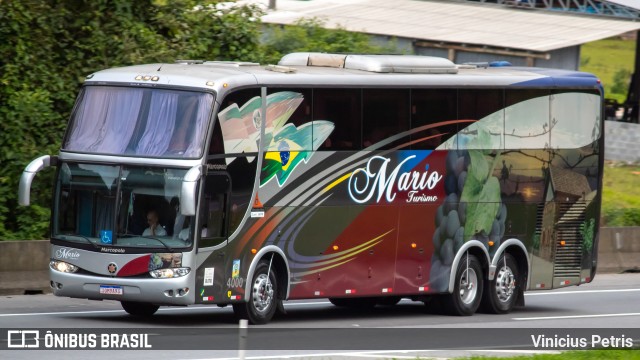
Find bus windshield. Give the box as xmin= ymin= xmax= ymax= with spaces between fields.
xmin=53 ymin=162 xmax=196 ymax=250
xmin=63 ymin=86 xmax=214 ymax=158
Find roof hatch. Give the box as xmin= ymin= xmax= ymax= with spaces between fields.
xmin=278 ymin=53 xmax=458 ymax=74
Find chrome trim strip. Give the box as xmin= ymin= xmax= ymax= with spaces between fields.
xmin=58 ymin=152 xmax=203 ymax=168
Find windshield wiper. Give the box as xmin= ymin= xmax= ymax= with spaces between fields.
xmin=56 ymin=234 xmax=100 ymax=250
xmin=138 ymin=236 xmax=174 ymax=252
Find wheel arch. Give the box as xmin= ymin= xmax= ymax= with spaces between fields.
xmin=447 ymin=240 xmax=491 ymax=293
xmin=244 ymin=245 xmax=290 ymax=301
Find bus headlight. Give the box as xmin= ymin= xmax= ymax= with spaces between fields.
xmin=50 ymin=260 xmax=79 ymax=273
xmin=150 ymin=267 xmax=190 ymax=279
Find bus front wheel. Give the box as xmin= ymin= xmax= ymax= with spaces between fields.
xmin=443 ymin=254 xmax=483 ymax=316
xmin=480 ymin=253 xmax=519 ymax=314
xmin=233 ymin=261 xmax=278 ymax=325
xmin=121 ymin=301 xmax=159 ymax=317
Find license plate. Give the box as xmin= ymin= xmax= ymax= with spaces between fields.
xmin=99 ymin=285 xmax=123 ymax=295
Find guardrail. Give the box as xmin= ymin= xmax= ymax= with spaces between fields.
xmin=0 ymin=228 xmax=638 ymax=295
xmin=598 ymin=227 xmax=640 ymax=273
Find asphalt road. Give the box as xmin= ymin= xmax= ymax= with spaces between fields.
xmin=0 ymin=273 xmax=638 ymax=359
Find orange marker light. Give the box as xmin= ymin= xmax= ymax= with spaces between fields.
xmin=488 ymin=241 xmax=494 ymax=246
xmin=223 ymin=83 xmax=228 ymax=88
xmin=332 ymin=245 xmax=339 ymax=251
xmin=411 ymin=243 xmax=417 ymax=248
xmin=560 ymin=240 xmax=566 ymax=246
xmin=251 ymin=249 xmax=257 ymax=254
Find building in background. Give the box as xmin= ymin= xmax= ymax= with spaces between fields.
xmin=244 ymin=0 xmax=640 ymax=70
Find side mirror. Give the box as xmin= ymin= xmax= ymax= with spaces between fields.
xmin=180 ymin=165 xmax=202 ymax=216
xmin=19 ymin=155 xmax=57 ymax=206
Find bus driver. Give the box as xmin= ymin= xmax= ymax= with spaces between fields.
xmin=143 ymin=210 xmax=167 ymax=237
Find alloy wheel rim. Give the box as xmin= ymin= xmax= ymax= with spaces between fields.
xmin=495 ymin=265 xmax=516 ymax=302
xmin=252 ymin=273 xmax=274 ymax=313
xmin=459 ymin=268 xmax=478 ymax=305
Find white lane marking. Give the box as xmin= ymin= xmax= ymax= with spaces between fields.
xmin=0 ymin=288 xmax=637 ymax=317
xmin=524 ymin=288 xmax=640 ymax=296
xmin=0 ymin=301 xmax=333 ymax=318
xmin=0 ymin=305 xmax=227 ymax=317
xmin=283 ymin=301 xmax=331 ymax=307
xmin=195 ymin=349 xmax=561 ymax=360
xmin=513 ymin=312 xmax=640 ymax=321
xmin=194 ymin=350 xmax=435 ymax=360
xmin=0 ymin=309 xmax=124 ymax=317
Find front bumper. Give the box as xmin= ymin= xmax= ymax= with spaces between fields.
xmin=50 ymin=269 xmax=195 ymax=306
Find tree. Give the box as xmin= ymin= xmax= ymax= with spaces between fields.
xmin=0 ymin=0 xmax=264 ymax=240
xmin=261 ymin=18 xmax=401 ymax=64
xmin=0 ymin=1 xmax=398 ymax=240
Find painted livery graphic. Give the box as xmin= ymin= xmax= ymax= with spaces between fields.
xmin=18 ymin=54 xmax=606 ymax=324
xmin=218 ymin=91 xmax=334 ymax=186
xmin=211 ymin=91 xmax=601 ymax=298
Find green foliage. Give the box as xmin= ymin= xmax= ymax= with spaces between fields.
xmin=464 ymin=349 xmax=640 ymax=360
xmin=260 ymin=18 xmax=401 ymax=64
xmin=532 ymin=233 xmax=540 ymax=251
xmin=602 ymin=164 xmax=640 ymax=227
xmin=0 ymin=0 xmax=264 ymax=240
xmin=580 ymin=37 xmax=635 ymax=103
xmin=580 ymin=218 xmax=595 ymax=253
xmin=611 ymin=68 xmax=632 ymax=96
xmin=460 ymin=157 xmax=501 ymax=240
xmin=0 ymin=1 xmax=401 ymax=240
xmin=602 ymin=207 xmax=640 ymax=227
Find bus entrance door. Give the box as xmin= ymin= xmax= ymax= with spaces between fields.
xmin=195 ymin=173 xmax=231 ymax=304
xmin=199 ymin=173 xmax=231 ymax=248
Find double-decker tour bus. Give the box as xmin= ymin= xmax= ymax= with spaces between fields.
xmin=19 ymin=53 xmax=603 ymax=324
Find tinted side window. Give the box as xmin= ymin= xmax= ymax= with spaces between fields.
xmin=411 ymin=89 xmax=458 ymax=150
xmin=362 ymin=89 xmax=410 ymax=149
xmin=208 ymin=119 xmax=224 ymax=156
xmin=314 ymin=88 xmax=362 ymax=150
xmin=266 ymin=88 xmax=313 ymax=151
xmin=505 ymin=90 xmax=550 ymax=149
xmin=216 ymin=88 xmax=262 ymax=157
xmin=458 ymin=89 xmax=504 ymax=150
xmin=212 ymin=88 xmax=261 ymax=237
xmin=550 ymin=89 xmax=600 ymax=149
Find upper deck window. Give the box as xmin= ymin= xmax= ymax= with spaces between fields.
xmin=64 ymin=86 xmax=214 ymax=158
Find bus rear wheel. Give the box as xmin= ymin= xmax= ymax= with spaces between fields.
xmin=443 ymin=254 xmax=483 ymax=316
xmin=480 ymin=253 xmax=519 ymax=314
xmin=233 ymin=261 xmax=278 ymax=325
xmin=121 ymin=301 xmax=159 ymax=317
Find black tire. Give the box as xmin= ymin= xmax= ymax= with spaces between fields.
xmin=442 ymin=254 xmax=483 ymax=316
xmin=233 ymin=261 xmax=278 ymax=325
xmin=121 ymin=301 xmax=159 ymax=317
xmin=480 ymin=253 xmax=519 ymax=314
xmin=328 ymin=297 xmax=377 ymax=309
